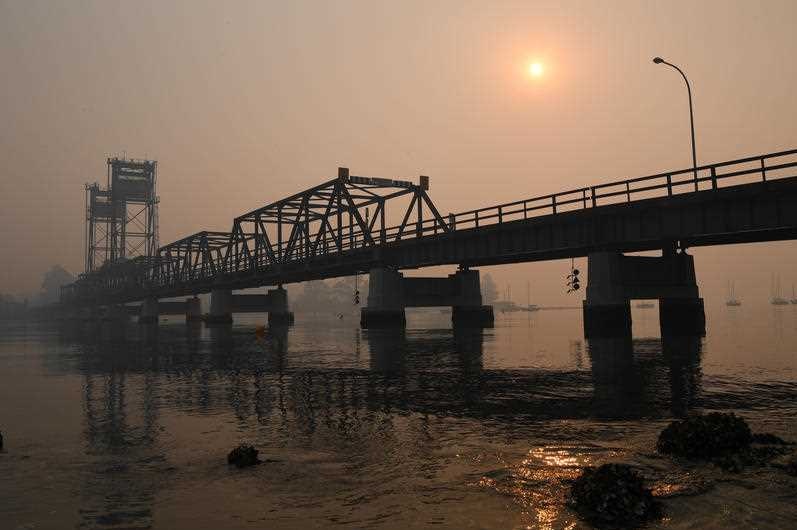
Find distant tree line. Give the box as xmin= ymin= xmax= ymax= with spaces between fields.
xmin=0 ymin=265 xmax=75 ymax=319
xmin=0 ymin=294 xmax=27 ymax=320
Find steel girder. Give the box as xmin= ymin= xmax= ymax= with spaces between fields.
xmin=67 ymin=168 xmax=449 ymax=304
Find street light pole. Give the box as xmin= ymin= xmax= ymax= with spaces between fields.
xmin=653 ymin=57 xmax=698 ymax=188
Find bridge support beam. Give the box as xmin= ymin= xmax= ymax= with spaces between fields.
xmin=583 ymin=250 xmax=705 ymax=338
xmin=360 ymin=267 xmax=493 ymax=328
xmin=207 ymin=288 xmax=233 ymax=325
xmin=139 ymin=297 xmax=159 ymax=325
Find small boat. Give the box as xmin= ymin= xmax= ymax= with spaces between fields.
xmin=726 ymin=281 xmax=741 ymax=307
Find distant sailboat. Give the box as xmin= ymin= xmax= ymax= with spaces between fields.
xmin=526 ymin=281 xmax=540 ymax=312
xmin=726 ymin=281 xmax=741 ymax=307
xmin=771 ymin=274 xmax=789 ymax=305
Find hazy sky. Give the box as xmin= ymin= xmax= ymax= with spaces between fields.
xmin=1 ymin=0 xmax=796 ymax=304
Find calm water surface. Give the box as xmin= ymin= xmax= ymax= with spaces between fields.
xmin=1 ymin=302 xmax=796 ymax=529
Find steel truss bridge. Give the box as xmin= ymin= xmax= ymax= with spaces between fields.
xmin=62 ymin=149 xmax=797 ymax=306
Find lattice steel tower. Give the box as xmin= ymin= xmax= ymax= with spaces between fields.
xmin=85 ymin=158 xmax=158 ymax=272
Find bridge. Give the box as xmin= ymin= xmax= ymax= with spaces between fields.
xmin=61 ymin=148 xmax=797 ymax=336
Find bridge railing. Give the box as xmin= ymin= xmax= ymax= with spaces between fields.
xmin=447 ymin=148 xmax=797 ymax=232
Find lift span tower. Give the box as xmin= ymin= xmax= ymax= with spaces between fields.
xmin=85 ymin=157 xmax=158 ymax=272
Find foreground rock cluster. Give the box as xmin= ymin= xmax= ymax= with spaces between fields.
xmin=656 ymin=412 xmax=793 ymax=471
xmin=227 ymin=444 xmax=260 ymax=468
xmin=569 ymin=464 xmax=659 ymax=528
xmin=568 ymin=412 xmax=794 ymax=528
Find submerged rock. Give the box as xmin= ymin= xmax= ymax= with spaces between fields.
xmin=657 ymin=413 xmax=751 ymax=460
xmin=569 ymin=464 xmax=659 ymax=528
xmin=227 ymin=444 xmax=259 ymax=468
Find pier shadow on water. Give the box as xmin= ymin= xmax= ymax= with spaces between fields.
xmin=35 ymin=317 xmax=715 ymax=529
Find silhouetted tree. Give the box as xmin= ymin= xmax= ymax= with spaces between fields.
xmin=38 ymin=265 xmax=75 ymax=305
xmin=0 ymin=293 xmax=27 ymax=319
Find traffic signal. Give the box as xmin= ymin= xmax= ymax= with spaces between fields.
xmin=566 ymin=267 xmax=580 ymax=293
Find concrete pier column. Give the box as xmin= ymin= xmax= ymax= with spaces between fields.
xmin=207 ymin=289 xmax=233 ymax=325
xmin=583 ymin=252 xmax=632 ymax=337
xmin=583 ymin=250 xmax=705 ymax=337
xmin=658 ymin=252 xmax=705 ymax=335
xmin=105 ymin=304 xmax=130 ymax=324
xmin=267 ymin=286 xmax=295 ymax=325
xmin=186 ymin=296 xmax=202 ymax=323
xmin=361 ymin=268 xmax=406 ymax=328
xmin=660 ymin=298 xmax=705 ymax=335
xmin=139 ymin=297 xmax=159 ymax=324
xmin=451 ymin=269 xmax=494 ymax=327
xmin=80 ymin=306 xmax=98 ymax=323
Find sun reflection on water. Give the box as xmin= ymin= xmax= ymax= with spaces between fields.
xmin=473 ymin=445 xmax=615 ymax=529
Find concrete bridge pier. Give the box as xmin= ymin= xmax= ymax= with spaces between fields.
xmin=207 ymin=288 xmax=233 ymax=325
xmin=583 ymin=252 xmax=632 ymax=337
xmin=102 ymin=304 xmax=130 ymax=324
xmin=266 ymin=286 xmax=294 ymax=325
xmin=360 ymin=268 xmax=406 ymax=328
xmin=583 ymin=250 xmax=705 ymax=338
xmin=450 ymin=269 xmax=494 ymax=328
xmin=186 ymin=296 xmax=202 ymax=323
xmin=139 ymin=297 xmax=159 ymax=324
xmin=360 ymin=267 xmax=494 ymax=328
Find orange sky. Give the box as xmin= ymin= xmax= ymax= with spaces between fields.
xmin=1 ymin=0 xmax=796 ymax=304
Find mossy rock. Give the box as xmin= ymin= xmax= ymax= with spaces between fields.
xmin=657 ymin=413 xmax=751 ymax=459
xmin=569 ymin=464 xmax=659 ymax=528
xmin=227 ymin=444 xmax=259 ymax=468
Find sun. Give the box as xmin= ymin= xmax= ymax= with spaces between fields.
xmin=528 ymin=62 xmax=544 ymax=78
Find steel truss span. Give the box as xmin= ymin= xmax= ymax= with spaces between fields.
xmin=63 ymin=149 xmax=797 ymax=306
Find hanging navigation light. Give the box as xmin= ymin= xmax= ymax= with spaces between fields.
xmin=566 ymin=259 xmax=580 ymax=293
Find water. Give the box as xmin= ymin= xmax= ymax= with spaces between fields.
xmin=1 ymin=302 xmax=796 ymax=529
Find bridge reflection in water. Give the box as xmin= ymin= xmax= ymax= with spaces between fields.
xmin=50 ymin=321 xmax=705 ymax=528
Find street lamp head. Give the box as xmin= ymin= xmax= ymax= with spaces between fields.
xmin=653 ymin=57 xmax=664 ymax=64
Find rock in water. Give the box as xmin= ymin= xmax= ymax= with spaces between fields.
xmin=569 ymin=464 xmax=659 ymax=528
xmin=227 ymin=444 xmax=259 ymax=468
xmin=657 ymin=412 xmax=752 ymax=459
